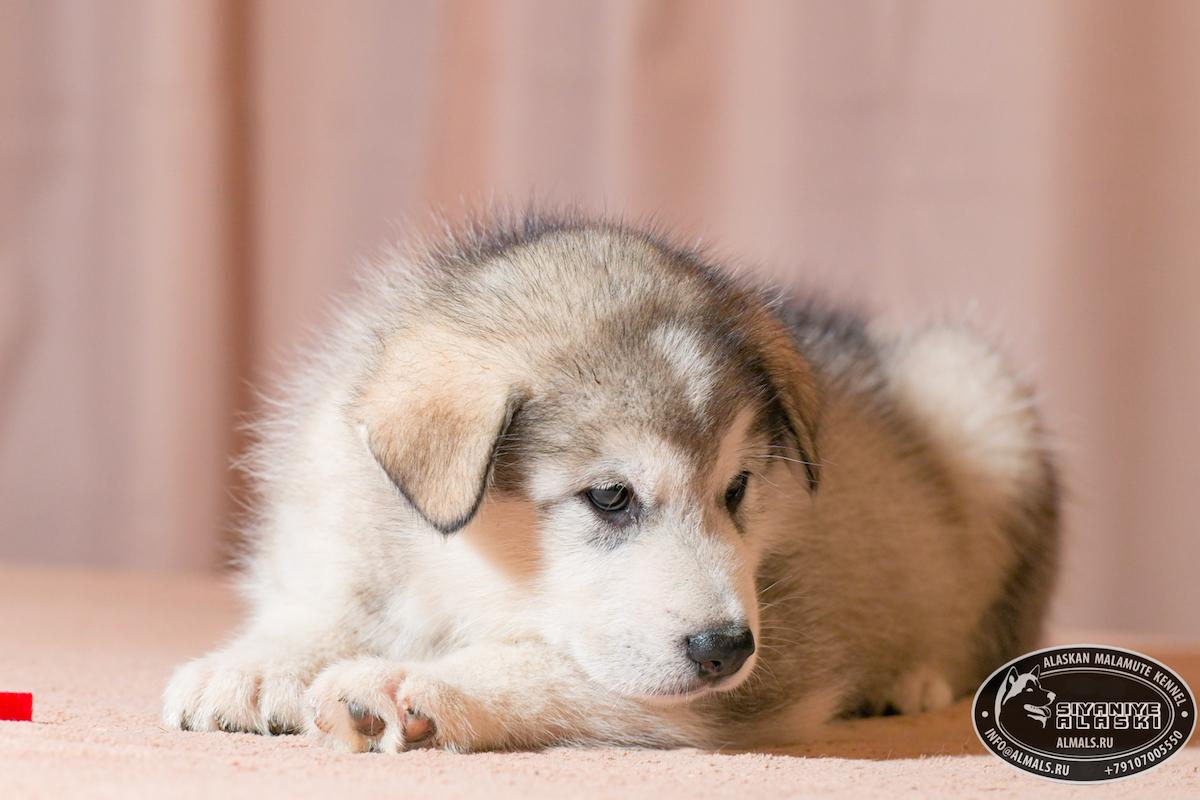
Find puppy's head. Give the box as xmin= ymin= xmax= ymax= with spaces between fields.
xmin=355 ymin=224 xmax=820 ymax=701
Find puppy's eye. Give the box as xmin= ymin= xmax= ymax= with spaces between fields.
xmin=585 ymin=485 xmax=631 ymax=513
xmin=725 ymin=471 xmax=749 ymax=513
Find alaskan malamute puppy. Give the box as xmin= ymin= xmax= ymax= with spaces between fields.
xmin=164 ymin=214 xmax=1058 ymax=752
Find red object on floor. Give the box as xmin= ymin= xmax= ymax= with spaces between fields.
xmin=0 ymin=692 xmax=33 ymax=721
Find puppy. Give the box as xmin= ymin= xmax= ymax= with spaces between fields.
xmin=163 ymin=214 xmax=1059 ymax=752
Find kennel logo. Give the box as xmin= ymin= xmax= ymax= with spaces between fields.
xmin=972 ymin=645 xmax=1194 ymax=783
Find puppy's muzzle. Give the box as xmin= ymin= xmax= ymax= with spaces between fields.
xmin=686 ymin=625 xmax=755 ymax=682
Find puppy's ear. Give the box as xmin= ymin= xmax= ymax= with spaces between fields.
xmin=1030 ymin=665 xmax=1041 ymax=679
xmin=1004 ymin=667 xmax=1019 ymax=689
xmin=355 ymin=335 xmax=524 ymax=534
xmin=757 ymin=327 xmax=822 ymax=493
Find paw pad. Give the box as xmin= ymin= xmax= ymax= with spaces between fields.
xmin=346 ymin=701 xmax=387 ymax=738
xmin=401 ymin=706 xmax=435 ymax=745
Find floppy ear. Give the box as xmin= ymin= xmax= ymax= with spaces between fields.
xmin=355 ymin=334 xmax=523 ymax=534
xmin=757 ymin=327 xmax=822 ymax=492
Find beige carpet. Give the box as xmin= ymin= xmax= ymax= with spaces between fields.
xmin=0 ymin=564 xmax=1195 ymax=799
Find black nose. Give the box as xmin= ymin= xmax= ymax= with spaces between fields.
xmin=686 ymin=626 xmax=755 ymax=680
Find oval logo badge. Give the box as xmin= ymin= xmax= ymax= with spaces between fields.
xmin=972 ymin=645 xmax=1195 ymax=782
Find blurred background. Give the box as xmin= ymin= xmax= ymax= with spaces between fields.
xmin=1 ymin=1 xmax=1197 ymax=641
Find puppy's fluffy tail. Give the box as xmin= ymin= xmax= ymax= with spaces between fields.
xmin=879 ymin=323 xmax=1061 ymax=671
xmin=879 ymin=324 xmax=1054 ymax=513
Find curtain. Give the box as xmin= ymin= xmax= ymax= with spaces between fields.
xmin=2 ymin=0 xmax=1197 ymax=639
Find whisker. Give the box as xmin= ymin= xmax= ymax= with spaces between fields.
xmin=746 ymin=454 xmax=822 ymax=467
xmin=756 ymin=577 xmax=789 ymax=596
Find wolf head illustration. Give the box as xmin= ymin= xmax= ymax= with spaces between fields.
xmin=996 ymin=665 xmax=1055 ymax=728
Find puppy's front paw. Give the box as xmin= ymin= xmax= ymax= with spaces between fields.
xmin=163 ymin=650 xmax=314 ymax=735
xmin=887 ymin=665 xmax=955 ymax=715
xmin=307 ymin=658 xmax=472 ymax=753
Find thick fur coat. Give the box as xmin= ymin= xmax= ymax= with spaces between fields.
xmin=163 ymin=215 xmax=1059 ymax=752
